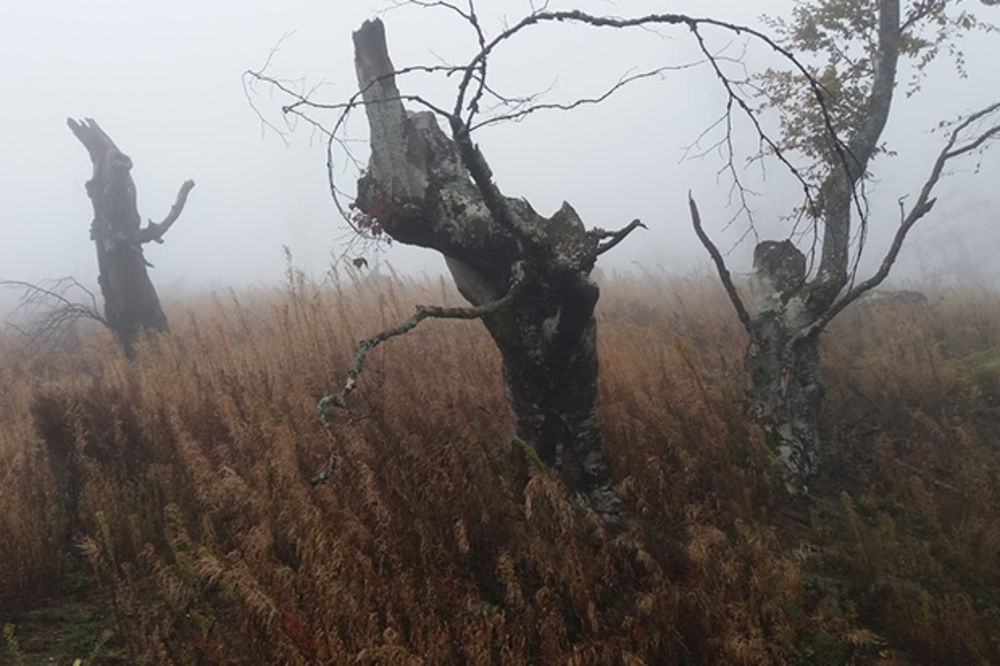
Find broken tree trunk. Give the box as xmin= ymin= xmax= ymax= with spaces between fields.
xmin=744 ymin=241 xmax=823 ymax=485
xmin=350 ymin=19 xmax=641 ymax=526
xmin=67 ymin=118 xmax=194 ymax=357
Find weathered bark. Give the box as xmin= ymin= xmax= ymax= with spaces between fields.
xmin=352 ymin=19 xmax=629 ymax=525
xmin=740 ymin=0 xmax=902 ymax=485
xmin=484 ymin=275 xmax=622 ymax=521
xmin=67 ymin=118 xmax=193 ymax=357
xmin=745 ymin=242 xmax=822 ymax=485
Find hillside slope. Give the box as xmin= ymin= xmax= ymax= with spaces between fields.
xmin=2 ymin=275 xmax=997 ymax=664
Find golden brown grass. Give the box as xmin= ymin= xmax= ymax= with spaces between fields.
xmin=1 ymin=271 xmax=997 ymax=664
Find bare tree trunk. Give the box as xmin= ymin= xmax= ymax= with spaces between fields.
xmin=744 ymin=323 xmax=822 ymax=484
xmin=741 ymin=241 xmax=823 ymax=485
xmin=67 ymin=118 xmax=193 ymax=357
xmin=738 ymin=0 xmax=901 ymax=486
xmin=351 ymin=20 xmax=635 ymax=526
xmin=484 ymin=277 xmax=621 ymax=522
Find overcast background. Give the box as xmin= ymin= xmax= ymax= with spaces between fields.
xmin=1 ymin=0 xmax=998 ymax=311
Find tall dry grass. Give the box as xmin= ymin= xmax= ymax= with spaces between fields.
xmin=1 ymin=270 xmax=997 ymax=664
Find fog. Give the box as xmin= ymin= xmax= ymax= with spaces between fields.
xmin=2 ymin=0 xmax=998 ymax=313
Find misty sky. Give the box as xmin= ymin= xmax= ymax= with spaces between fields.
xmin=1 ymin=0 xmax=998 ymax=306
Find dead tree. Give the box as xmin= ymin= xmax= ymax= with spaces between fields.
xmin=344 ymin=19 xmax=649 ymax=524
xmin=690 ymin=0 xmax=1000 ymax=488
xmin=245 ymin=3 xmax=883 ymax=526
xmin=67 ymin=118 xmax=194 ymax=357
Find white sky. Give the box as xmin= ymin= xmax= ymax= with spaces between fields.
xmin=1 ymin=0 xmax=998 ymax=305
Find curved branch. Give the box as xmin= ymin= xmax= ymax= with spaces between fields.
xmin=137 ymin=180 xmax=196 ymax=244
xmin=592 ymin=218 xmax=647 ymax=256
xmin=449 ymin=8 xmax=852 ymax=207
xmin=813 ymin=0 xmax=901 ymax=294
xmin=248 ymin=6 xmax=856 ymax=255
xmin=688 ymin=193 xmax=751 ymax=331
xmin=316 ymin=261 xmax=529 ymax=427
xmin=469 ymin=64 xmax=696 ymax=132
xmin=802 ymin=101 xmax=1000 ymax=337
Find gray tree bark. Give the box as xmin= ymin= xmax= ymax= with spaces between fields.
xmin=68 ymin=118 xmax=193 ymax=357
xmin=744 ymin=241 xmax=822 ymax=484
xmin=740 ymin=0 xmax=901 ymax=486
xmin=352 ymin=20 xmax=635 ymax=525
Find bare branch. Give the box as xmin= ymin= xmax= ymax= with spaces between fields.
xmin=802 ymin=101 xmax=1000 ymax=336
xmin=248 ymin=6 xmax=863 ymax=264
xmin=688 ymin=193 xmax=751 ymax=331
xmin=136 ymin=180 xmax=196 ymax=244
xmin=1 ymin=277 xmax=110 ymax=350
xmin=688 ymin=25 xmax=815 ymax=219
xmin=592 ymin=218 xmax=647 ymax=256
xmin=469 ymin=64 xmax=697 ymax=131
xmin=460 ymin=1 xmax=490 ymax=128
xmin=246 ymin=67 xmax=457 ymax=121
xmin=244 ymin=54 xmax=467 ymax=236
xmin=316 ymin=261 xmax=529 ymax=427
xmin=447 ymin=8 xmax=851 ymax=203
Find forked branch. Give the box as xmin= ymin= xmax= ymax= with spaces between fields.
xmin=803 ymin=101 xmax=1000 ymax=336
xmin=592 ymin=219 xmax=647 ymax=256
xmin=246 ymin=3 xmax=854 ymax=246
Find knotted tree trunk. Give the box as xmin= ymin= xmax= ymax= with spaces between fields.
xmin=351 ymin=20 xmax=641 ymax=525
xmin=68 ymin=118 xmax=193 ymax=357
xmin=744 ymin=241 xmax=823 ymax=483
xmin=482 ymin=266 xmax=621 ymax=518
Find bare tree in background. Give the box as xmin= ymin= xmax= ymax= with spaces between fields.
xmin=67 ymin=118 xmax=195 ymax=357
xmin=690 ymin=0 xmax=1000 ymax=487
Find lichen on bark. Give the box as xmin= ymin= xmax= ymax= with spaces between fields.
xmin=348 ymin=18 xmax=639 ymax=526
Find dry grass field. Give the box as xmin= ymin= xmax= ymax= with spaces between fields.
xmin=1 ymin=271 xmax=998 ymax=664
